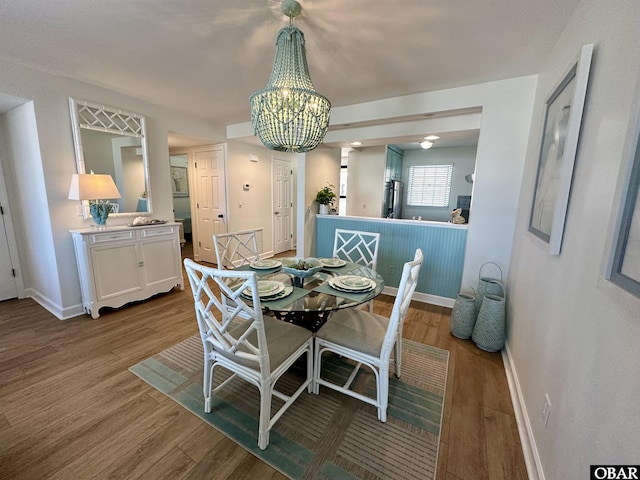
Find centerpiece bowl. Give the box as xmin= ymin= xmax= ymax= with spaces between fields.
xmin=281 ymin=257 xmax=322 ymax=287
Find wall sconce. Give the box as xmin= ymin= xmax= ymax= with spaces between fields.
xmin=68 ymin=173 xmax=121 ymax=229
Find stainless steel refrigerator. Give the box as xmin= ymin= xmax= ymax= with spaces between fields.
xmin=384 ymin=180 xmax=403 ymax=218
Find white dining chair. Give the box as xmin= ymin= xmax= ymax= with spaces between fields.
xmin=213 ymin=230 xmax=260 ymax=269
xmin=184 ymin=258 xmax=313 ymax=450
xmin=332 ymin=228 xmax=381 ymax=312
xmin=213 ymin=230 xmax=261 ymax=319
xmin=313 ymin=248 xmax=423 ymax=422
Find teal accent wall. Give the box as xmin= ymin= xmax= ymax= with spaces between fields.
xmin=316 ymin=216 xmax=467 ymax=299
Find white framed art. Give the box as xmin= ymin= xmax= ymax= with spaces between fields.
xmin=609 ymin=109 xmax=640 ymax=298
xmin=529 ymin=44 xmax=593 ymax=255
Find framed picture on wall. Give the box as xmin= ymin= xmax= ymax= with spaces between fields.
xmin=609 ymin=113 xmax=640 ymax=298
xmin=171 ymin=166 xmax=189 ymax=197
xmin=529 ymin=44 xmax=593 ymax=255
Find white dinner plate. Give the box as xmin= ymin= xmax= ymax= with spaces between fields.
xmin=319 ymin=258 xmax=346 ymax=267
xmin=260 ymin=285 xmax=293 ymax=301
xmin=244 ymin=280 xmax=284 ymax=297
xmin=242 ymin=283 xmax=289 ymax=300
xmin=337 ymin=275 xmax=374 ymax=289
xmin=329 ymin=276 xmax=376 ymax=292
xmin=250 ymin=259 xmax=282 ymax=270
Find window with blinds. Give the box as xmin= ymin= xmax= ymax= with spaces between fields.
xmin=407 ymin=165 xmax=453 ymax=207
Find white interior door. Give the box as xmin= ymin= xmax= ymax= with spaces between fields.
xmin=192 ymin=145 xmax=227 ymax=263
xmin=272 ymin=157 xmax=292 ymax=254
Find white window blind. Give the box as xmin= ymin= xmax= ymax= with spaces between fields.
xmin=407 ymin=165 xmax=453 ymax=207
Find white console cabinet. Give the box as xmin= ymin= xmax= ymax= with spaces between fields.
xmin=70 ymin=223 xmax=184 ymax=319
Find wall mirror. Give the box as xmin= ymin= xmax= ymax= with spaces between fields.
xmin=69 ymin=98 xmax=152 ymax=217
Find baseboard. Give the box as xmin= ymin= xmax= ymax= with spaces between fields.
xmin=502 ymin=343 xmax=545 ymax=480
xmin=382 ymin=286 xmax=455 ymax=308
xmin=26 ymin=288 xmax=85 ymax=320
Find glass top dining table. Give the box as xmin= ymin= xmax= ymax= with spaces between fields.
xmin=233 ymin=257 xmax=385 ymax=332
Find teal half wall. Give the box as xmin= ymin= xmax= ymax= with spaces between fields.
xmin=316 ymin=216 xmax=467 ymax=301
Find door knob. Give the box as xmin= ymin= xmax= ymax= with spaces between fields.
xmin=274 ymin=211 xmax=280 ymax=215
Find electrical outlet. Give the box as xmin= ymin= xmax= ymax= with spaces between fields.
xmin=389 ymin=264 xmax=395 ymax=275
xmin=540 ymin=394 xmax=551 ymax=427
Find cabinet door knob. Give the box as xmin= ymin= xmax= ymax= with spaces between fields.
xmin=217 ymin=214 xmax=224 ymax=218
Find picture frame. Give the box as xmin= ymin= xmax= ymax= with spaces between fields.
xmin=609 ymin=117 xmax=640 ymax=298
xmin=529 ymin=44 xmax=593 ymax=255
xmin=170 ymin=165 xmax=189 ymax=197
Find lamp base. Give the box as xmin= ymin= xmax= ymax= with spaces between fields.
xmin=89 ymin=200 xmax=112 ymax=227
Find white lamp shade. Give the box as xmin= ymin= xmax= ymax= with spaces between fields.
xmin=68 ymin=174 xmax=121 ymax=201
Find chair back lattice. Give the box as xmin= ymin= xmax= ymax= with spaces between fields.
xmin=213 ymin=230 xmax=260 ymax=269
xmin=380 ymin=249 xmax=423 ymax=358
xmin=332 ymin=229 xmax=381 ymax=271
xmin=183 ymin=258 xmax=270 ymax=374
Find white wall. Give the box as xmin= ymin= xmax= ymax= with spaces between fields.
xmin=225 ymin=140 xmax=297 ymax=256
xmin=298 ymin=77 xmax=537 ymax=289
xmin=507 ymin=1 xmax=640 ymax=478
xmin=402 ymin=146 xmax=476 ymax=222
xmin=0 ymin=58 xmax=224 ymax=318
xmin=303 ymin=147 xmax=341 ymax=257
xmin=346 ymin=145 xmax=386 ymax=217
xmin=1 ymin=102 xmax=59 ymax=311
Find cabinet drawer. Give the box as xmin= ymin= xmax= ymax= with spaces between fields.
xmin=139 ymin=226 xmax=176 ymax=238
xmin=89 ymin=231 xmax=135 ymax=244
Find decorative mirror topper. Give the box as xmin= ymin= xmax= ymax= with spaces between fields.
xmin=69 ymin=98 xmax=152 ymax=218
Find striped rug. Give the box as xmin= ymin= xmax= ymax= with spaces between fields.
xmin=129 ymin=335 xmax=448 ymax=480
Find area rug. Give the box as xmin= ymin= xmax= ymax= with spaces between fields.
xmin=129 ymin=335 xmax=448 ymax=480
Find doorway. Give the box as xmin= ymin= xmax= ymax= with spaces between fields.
xmin=272 ymin=157 xmax=293 ymax=254
xmin=190 ymin=144 xmax=228 ymax=264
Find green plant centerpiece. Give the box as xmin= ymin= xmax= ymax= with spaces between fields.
xmin=282 ymin=257 xmax=322 ymax=288
xmin=315 ymin=184 xmax=336 ymax=214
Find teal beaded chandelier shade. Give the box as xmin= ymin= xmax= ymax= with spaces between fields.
xmin=250 ymin=0 xmax=331 ymax=153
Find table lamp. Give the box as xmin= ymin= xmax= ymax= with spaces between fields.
xmin=68 ymin=173 xmax=121 ymax=229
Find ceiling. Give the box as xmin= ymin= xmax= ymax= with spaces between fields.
xmin=0 ymin=0 xmax=580 ymax=148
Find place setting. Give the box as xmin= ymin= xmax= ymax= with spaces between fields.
xmin=317 ymin=257 xmax=359 ymax=275
xmin=328 ymin=275 xmax=377 ymax=293
xmin=249 ymin=259 xmax=282 ymax=270
xmin=233 ymin=258 xmax=283 ymax=276
xmin=240 ymin=280 xmax=292 ymax=302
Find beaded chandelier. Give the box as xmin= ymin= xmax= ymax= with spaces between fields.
xmin=249 ymin=0 xmax=331 ymax=153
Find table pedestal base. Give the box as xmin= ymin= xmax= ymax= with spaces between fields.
xmin=271 ymin=310 xmax=332 ymax=333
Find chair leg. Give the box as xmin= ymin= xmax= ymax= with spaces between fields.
xmin=394 ymin=336 xmax=402 ymax=378
xmin=378 ymin=366 xmax=389 ymax=422
xmin=306 ymin=341 xmax=314 ymax=394
xmin=258 ymin=385 xmax=272 ymax=450
xmin=367 ymin=299 xmax=374 ymax=313
xmin=203 ymin=358 xmax=214 ymax=413
xmin=312 ymin=341 xmax=322 ymax=395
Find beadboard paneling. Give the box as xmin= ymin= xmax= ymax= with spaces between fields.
xmin=316 ymin=216 xmax=467 ymax=299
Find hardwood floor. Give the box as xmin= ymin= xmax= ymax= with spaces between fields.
xmin=0 ymin=244 xmax=528 ymax=479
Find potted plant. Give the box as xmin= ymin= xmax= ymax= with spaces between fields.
xmin=315 ymin=184 xmax=336 ymax=214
